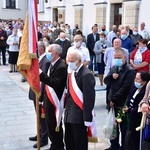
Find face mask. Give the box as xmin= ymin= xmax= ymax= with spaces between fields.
xmin=43 ymin=41 xmax=48 ymax=46
xmin=133 ymin=31 xmax=138 ymax=36
xmin=74 ymin=42 xmax=81 ymax=48
xmin=68 ymin=62 xmax=78 ymax=71
xmin=100 ymin=37 xmax=105 ymax=42
xmin=115 ymin=59 xmax=123 ymax=67
xmin=60 ymin=38 xmax=65 ymax=42
xmin=121 ymin=35 xmax=127 ymax=40
xmin=102 ymin=29 xmax=105 ymax=31
xmin=13 ymin=32 xmax=17 ymax=36
xmin=46 ymin=52 xmax=53 ymax=61
xmin=48 ymin=33 xmax=52 ymax=37
xmin=134 ymin=81 xmax=143 ymax=89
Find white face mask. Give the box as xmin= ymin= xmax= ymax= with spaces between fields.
xmin=68 ymin=61 xmax=78 ymax=71
xmin=74 ymin=41 xmax=81 ymax=48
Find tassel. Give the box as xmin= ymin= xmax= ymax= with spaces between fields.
xmin=41 ymin=105 xmax=45 ymax=118
xmin=55 ymin=126 xmax=60 ymax=132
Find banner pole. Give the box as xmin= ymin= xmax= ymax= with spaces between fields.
xmin=36 ymin=93 xmax=40 ymax=150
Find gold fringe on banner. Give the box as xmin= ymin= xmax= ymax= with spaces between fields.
xmin=88 ymin=137 xmax=98 ymax=143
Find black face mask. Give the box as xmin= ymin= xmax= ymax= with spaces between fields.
xmin=76 ymin=26 xmax=78 ymax=29
xmin=102 ymin=29 xmax=105 ymax=31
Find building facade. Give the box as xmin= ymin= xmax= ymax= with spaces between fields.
xmin=38 ymin=0 xmax=149 ymax=35
xmin=1 ymin=0 xmax=27 ymax=20
xmin=0 ymin=0 xmax=149 ymax=36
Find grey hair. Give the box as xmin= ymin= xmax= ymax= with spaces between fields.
xmin=37 ymin=41 xmax=45 ymax=52
xmin=67 ymin=50 xmax=83 ymax=62
xmin=51 ymin=44 xmax=62 ymax=55
xmin=115 ymin=48 xmax=126 ymax=56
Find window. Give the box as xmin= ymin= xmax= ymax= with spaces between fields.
xmin=6 ymin=0 xmax=16 ymax=9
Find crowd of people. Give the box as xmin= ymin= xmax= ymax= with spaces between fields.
xmin=1 ymin=18 xmax=150 ymax=150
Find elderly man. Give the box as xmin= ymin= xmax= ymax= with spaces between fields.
xmin=104 ymin=38 xmax=129 ymax=109
xmin=54 ymin=32 xmax=71 ymax=60
xmin=67 ymin=34 xmax=90 ymax=68
xmin=104 ymin=38 xmax=129 ymax=76
xmin=104 ymin=49 xmax=135 ymax=150
xmin=130 ymin=27 xmax=143 ymax=49
xmin=0 ymin=25 xmax=7 ymax=65
xmin=139 ymin=22 xmax=150 ymax=39
xmin=40 ymin=44 xmax=67 ymax=150
xmin=28 ymin=41 xmax=49 ymax=148
xmin=120 ymin=29 xmax=133 ymax=53
xmin=65 ymin=50 xmax=95 ymax=150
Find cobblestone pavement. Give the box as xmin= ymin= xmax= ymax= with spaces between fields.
xmin=0 ymin=64 xmax=110 ymax=150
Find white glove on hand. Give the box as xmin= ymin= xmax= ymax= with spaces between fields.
xmin=84 ymin=121 xmax=92 ymax=127
xmin=39 ymin=68 xmax=42 ymax=74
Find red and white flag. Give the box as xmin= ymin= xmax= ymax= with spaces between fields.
xmin=17 ymin=0 xmax=40 ymax=96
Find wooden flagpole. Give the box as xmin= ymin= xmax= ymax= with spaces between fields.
xmin=36 ymin=93 xmax=40 ymax=150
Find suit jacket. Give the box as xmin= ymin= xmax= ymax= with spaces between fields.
xmin=54 ymin=39 xmax=71 ymax=60
xmin=29 ymin=55 xmax=50 ymax=102
xmin=87 ymin=33 xmax=99 ymax=55
xmin=126 ymin=85 xmax=146 ymax=130
xmin=64 ymin=66 xmax=95 ymax=124
xmin=0 ymin=30 xmax=7 ymax=47
xmin=40 ymin=58 xmax=67 ymax=100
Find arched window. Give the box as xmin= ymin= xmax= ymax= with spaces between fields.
xmin=6 ymin=0 xmax=16 ymax=9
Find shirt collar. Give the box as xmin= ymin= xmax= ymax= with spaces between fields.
xmin=75 ymin=64 xmax=83 ymax=73
xmin=38 ymin=53 xmax=46 ymax=62
xmin=51 ymin=57 xmax=60 ymax=66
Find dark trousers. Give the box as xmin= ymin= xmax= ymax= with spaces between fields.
xmin=0 ymin=46 xmax=6 ymax=64
xmin=110 ymin=108 xmax=126 ymax=150
xmin=88 ymin=54 xmax=97 ymax=71
xmin=33 ymin=101 xmax=48 ymax=143
xmin=44 ymin=98 xmax=64 ymax=150
xmin=65 ymin=122 xmax=88 ymax=150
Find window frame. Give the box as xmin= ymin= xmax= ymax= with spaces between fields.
xmin=6 ymin=0 xmax=16 ymax=9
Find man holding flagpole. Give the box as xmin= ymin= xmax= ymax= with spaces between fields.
xmin=39 ymin=44 xmax=67 ymax=150
xmin=65 ymin=50 xmax=96 ymax=150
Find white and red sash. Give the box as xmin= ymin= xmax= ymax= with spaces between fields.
xmin=45 ymin=85 xmax=66 ymax=132
xmin=69 ymin=71 xmax=98 ymax=142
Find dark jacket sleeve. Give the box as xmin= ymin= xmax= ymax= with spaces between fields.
xmin=40 ymin=65 xmax=67 ymax=90
xmin=111 ymin=70 xmax=135 ymax=105
xmin=82 ymin=73 xmax=95 ymax=122
xmin=104 ymin=67 xmax=115 ymax=85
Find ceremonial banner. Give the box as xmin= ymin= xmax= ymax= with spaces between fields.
xmin=17 ymin=0 xmax=40 ymax=96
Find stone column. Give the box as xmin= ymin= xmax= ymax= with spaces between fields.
xmin=73 ymin=4 xmax=84 ymax=31
xmin=122 ymin=0 xmax=141 ymax=28
xmin=57 ymin=6 xmax=66 ymax=23
xmin=94 ymin=2 xmax=107 ymax=26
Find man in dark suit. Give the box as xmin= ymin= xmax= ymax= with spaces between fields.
xmin=54 ymin=32 xmax=71 ymax=61
xmin=0 ymin=25 xmax=7 ymax=65
xmin=87 ymin=25 xmax=99 ymax=73
xmin=40 ymin=44 xmax=67 ymax=150
xmin=28 ymin=41 xmax=50 ymax=148
xmin=65 ymin=50 xmax=95 ymax=150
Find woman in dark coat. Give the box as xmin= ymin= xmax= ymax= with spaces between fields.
xmin=124 ymin=71 xmax=150 ymax=150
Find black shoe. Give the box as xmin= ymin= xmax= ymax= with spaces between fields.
xmin=9 ymin=71 xmax=13 ymax=73
xmin=29 ymin=136 xmax=37 ymax=141
xmin=33 ymin=141 xmax=48 ymax=148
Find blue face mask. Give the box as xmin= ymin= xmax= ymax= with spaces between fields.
xmin=46 ymin=52 xmax=53 ymax=61
xmin=115 ymin=59 xmax=123 ymax=67
xmin=100 ymin=37 xmax=105 ymax=42
xmin=60 ymin=38 xmax=65 ymax=42
xmin=121 ymin=35 xmax=127 ymax=40
xmin=134 ymin=81 xmax=143 ymax=89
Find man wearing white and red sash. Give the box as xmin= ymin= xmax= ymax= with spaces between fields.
xmin=64 ymin=50 xmax=96 ymax=150
xmin=39 ymin=44 xmax=67 ymax=150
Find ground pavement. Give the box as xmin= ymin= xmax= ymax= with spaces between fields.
xmin=0 ymin=64 xmax=110 ymax=150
